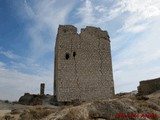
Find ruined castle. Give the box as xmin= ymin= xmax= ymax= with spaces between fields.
xmin=54 ymin=25 xmax=114 ymax=102
xmin=138 ymin=77 xmax=160 ymax=95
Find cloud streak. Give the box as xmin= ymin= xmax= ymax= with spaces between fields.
xmin=0 ymin=50 xmax=20 ymax=59
xmin=76 ymin=0 xmax=160 ymax=33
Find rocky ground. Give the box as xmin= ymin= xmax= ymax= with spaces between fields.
xmin=0 ymin=90 xmax=160 ymax=120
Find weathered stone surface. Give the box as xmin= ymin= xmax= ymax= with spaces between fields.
xmin=138 ymin=77 xmax=160 ymax=95
xmin=18 ymin=93 xmax=34 ymax=105
xmin=54 ymin=25 xmax=115 ymax=102
xmin=18 ymin=93 xmax=42 ymax=105
xmin=40 ymin=83 xmax=45 ymax=95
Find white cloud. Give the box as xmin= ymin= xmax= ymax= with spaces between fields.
xmin=118 ymin=0 xmax=160 ymax=32
xmin=76 ymin=0 xmax=95 ymax=25
xmin=24 ymin=0 xmax=35 ymax=18
xmin=121 ymin=0 xmax=160 ymax=18
xmin=95 ymin=6 xmax=106 ymax=13
xmin=76 ymin=0 xmax=160 ymax=33
xmin=0 ymin=50 xmax=20 ymax=59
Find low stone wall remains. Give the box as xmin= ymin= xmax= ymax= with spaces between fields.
xmin=138 ymin=77 xmax=160 ymax=95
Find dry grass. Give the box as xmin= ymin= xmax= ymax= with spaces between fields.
xmin=19 ymin=106 xmax=55 ymax=120
xmin=1 ymin=91 xmax=160 ymax=120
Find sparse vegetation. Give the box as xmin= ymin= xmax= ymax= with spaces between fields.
xmin=0 ymin=90 xmax=160 ymax=120
xmin=136 ymin=95 xmax=149 ymax=100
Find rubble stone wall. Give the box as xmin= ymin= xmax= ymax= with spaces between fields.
xmin=138 ymin=78 xmax=160 ymax=95
xmin=54 ymin=25 xmax=114 ymax=102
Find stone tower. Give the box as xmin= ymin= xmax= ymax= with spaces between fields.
xmin=40 ymin=83 xmax=45 ymax=95
xmin=54 ymin=25 xmax=114 ymax=102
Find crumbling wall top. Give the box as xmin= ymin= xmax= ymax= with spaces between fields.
xmin=140 ymin=77 xmax=160 ymax=84
xmin=58 ymin=25 xmax=110 ymax=41
xmin=58 ymin=25 xmax=77 ymax=34
xmin=81 ymin=26 xmax=110 ymax=40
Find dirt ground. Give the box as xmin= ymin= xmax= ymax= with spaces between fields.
xmin=0 ymin=91 xmax=159 ymax=120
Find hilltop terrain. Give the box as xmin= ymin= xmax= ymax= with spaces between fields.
xmin=0 ymin=90 xmax=160 ymax=120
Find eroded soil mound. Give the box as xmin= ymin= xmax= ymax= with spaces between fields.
xmin=1 ymin=91 xmax=160 ymax=120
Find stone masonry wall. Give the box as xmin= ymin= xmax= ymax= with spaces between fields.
xmin=40 ymin=83 xmax=45 ymax=95
xmin=138 ymin=77 xmax=160 ymax=95
xmin=54 ymin=25 xmax=114 ymax=102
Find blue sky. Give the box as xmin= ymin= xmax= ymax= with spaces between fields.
xmin=0 ymin=0 xmax=160 ymax=101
